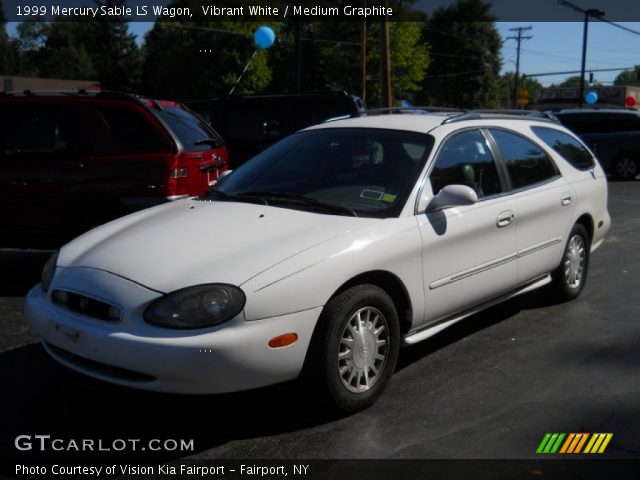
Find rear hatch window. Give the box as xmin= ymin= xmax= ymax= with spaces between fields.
xmin=153 ymin=107 xmax=225 ymax=152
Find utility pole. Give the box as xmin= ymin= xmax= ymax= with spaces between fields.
xmin=507 ymin=26 xmax=532 ymax=109
xmin=558 ymin=1 xmax=605 ymax=107
xmin=579 ymin=9 xmax=605 ymax=106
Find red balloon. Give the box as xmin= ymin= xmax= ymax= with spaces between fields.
xmin=625 ymin=96 xmax=637 ymax=107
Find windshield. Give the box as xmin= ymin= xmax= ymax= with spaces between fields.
xmin=213 ymin=128 xmax=434 ymax=218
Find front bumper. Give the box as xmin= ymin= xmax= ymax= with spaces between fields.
xmin=25 ymin=268 xmax=320 ymax=394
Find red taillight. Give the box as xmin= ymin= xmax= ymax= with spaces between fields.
xmin=166 ymin=155 xmax=190 ymax=198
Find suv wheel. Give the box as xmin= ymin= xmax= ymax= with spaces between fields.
xmin=304 ymin=284 xmax=400 ymax=413
xmin=612 ymin=154 xmax=638 ymax=180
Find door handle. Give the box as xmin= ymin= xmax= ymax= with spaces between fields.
xmin=497 ymin=210 xmax=515 ymax=228
xmin=561 ymin=193 xmax=572 ymax=206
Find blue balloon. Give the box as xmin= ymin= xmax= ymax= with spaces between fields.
xmin=585 ymin=91 xmax=598 ymax=105
xmin=254 ymin=26 xmax=275 ymax=49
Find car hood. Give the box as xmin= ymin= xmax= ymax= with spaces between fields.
xmin=58 ymin=199 xmax=376 ymax=293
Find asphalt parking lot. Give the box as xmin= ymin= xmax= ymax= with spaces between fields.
xmin=1 ymin=180 xmax=639 ymax=462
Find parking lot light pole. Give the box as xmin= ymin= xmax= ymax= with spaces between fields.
xmin=579 ymin=9 xmax=605 ymax=107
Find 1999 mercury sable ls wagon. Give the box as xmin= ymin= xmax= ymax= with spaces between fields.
xmin=26 ymin=111 xmax=610 ymax=412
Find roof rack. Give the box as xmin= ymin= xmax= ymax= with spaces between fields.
xmin=0 ymin=89 xmax=148 ymax=105
xmin=0 ymin=88 xmax=100 ymax=97
xmin=441 ymin=109 xmax=559 ymax=124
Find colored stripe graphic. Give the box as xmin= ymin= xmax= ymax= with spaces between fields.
xmin=539 ymin=433 xmax=613 ymax=454
xmin=536 ymin=433 xmax=566 ymax=453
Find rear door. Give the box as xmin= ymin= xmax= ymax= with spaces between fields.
xmin=487 ymin=128 xmax=574 ymax=285
xmin=84 ymin=101 xmax=174 ymax=204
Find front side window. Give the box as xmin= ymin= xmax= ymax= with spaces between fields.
xmin=430 ymin=130 xmax=503 ymax=199
xmin=215 ymin=128 xmax=433 ymax=218
xmin=532 ymin=127 xmax=594 ymax=170
xmin=489 ymin=129 xmax=558 ymax=189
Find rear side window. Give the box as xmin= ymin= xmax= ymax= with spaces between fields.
xmin=154 ymin=107 xmax=224 ymax=152
xmin=0 ymin=105 xmax=88 ymax=155
xmin=489 ymin=129 xmax=559 ymax=189
xmin=532 ymin=127 xmax=594 ymax=170
xmin=94 ymin=105 xmax=167 ymax=155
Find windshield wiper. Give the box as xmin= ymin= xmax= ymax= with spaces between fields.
xmin=201 ymin=190 xmax=268 ymax=206
xmin=238 ymin=191 xmax=358 ymax=217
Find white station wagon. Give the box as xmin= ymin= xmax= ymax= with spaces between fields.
xmin=26 ymin=111 xmax=610 ymax=412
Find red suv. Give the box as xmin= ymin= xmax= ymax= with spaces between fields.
xmin=0 ymin=91 xmax=229 ymax=248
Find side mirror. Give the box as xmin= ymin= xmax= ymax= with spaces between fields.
xmin=427 ymin=184 xmax=478 ymax=211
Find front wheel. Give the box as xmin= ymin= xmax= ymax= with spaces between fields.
xmin=551 ymin=224 xmax=590 ymax=301
xmin=304 ymin=284 xmax=400 ymax=413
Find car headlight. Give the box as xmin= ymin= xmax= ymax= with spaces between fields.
xmin=41 ymin=251 xmax=59 ymax=293
xmin=144 ymin=284 xmax=245 ymax=329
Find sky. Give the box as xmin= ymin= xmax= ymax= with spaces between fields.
xmin=126 ymin=20 xmax=640 ymax=88
xmin=496 ymin=22 xmax=640 ymax=87
xmin=7 ymin=20 xmax=640 ymax=89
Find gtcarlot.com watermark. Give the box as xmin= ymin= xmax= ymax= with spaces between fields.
xmin=14 ymin=434 xmax=194 ymax=452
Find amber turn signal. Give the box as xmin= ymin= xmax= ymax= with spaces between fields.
xmin=268 ymin=333 xmax=298 ymax=348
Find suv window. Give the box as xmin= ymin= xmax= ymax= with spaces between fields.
xmin=532 ymin=127 xmax=594 ymax=170
xmin=430 ymin=130 xmax=503 ymax=198
xmin=1 ymin=105 xmax=87 ymax=156
xmin=490 ymin=129 xmax=558 ymax=189
xmin=154 ymin=107 xmax=224 ymax=152
xmin=94 ymin=105 xmax=167 ymax=155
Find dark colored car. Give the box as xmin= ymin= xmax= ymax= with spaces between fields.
xmin=186 ymin=91 xmax=365 ymax=167
xmin=552 ymin=108 xmax=640 ymax=180
xmin=0 ymin=91 xmax=229 ymax=248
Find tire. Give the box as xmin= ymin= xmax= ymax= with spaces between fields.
xmin=303 ymin=284 xmax=400 ymax=413
xmin=612 ymin=154 xmax=638 ymax=180
xmin=551 ymin=224 xmax=590 ymax=301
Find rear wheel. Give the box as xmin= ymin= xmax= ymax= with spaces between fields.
xmin=304 ymin=284 xmax=400 ymax=413
xmin=551 ymin=224 xmax=590 ymax=301
xmin=612 ymin=154 xmax=638 ymax=180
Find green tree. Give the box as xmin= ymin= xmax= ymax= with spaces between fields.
xmin=13 ymin=1 xmax=140 ymax=88
xmin=14 ymin=20 xmax=51 ymax=76
xmin=552 ymin=75 xmax=602 ymax=88
xmin=418 ymin=0 xmax=502 ymax=108
xmin=38 ymin=22 xmax=96 ymax=80
xmin=614 ymin=68 xmax=640 ymax=87
xmin=269 ymin=3 xmax=430 ymax=107
xmin=143 ymin=0 xmax=274 ymax=100
xmin=80 ymin=0 xmax=141 ymax=90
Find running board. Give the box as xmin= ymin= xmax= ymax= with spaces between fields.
xmin=403 ymin=274 xmax=552 ymax=346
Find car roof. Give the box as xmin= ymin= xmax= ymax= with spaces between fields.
xmin=305 ymin=112 xmax=455 ymax=133
xmin=305 ymin=110 xmax=559 ymax=134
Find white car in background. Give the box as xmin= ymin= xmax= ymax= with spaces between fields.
xmin=26 ymin=110 xmax=610 ymax=412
